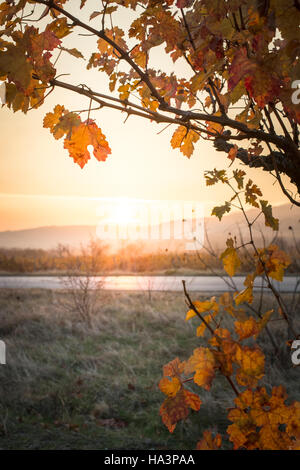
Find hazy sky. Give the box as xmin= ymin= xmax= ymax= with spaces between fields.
xmin=0 ymin=2 xmax=294 ymax=231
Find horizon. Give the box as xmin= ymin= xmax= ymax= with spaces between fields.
xmin=0 ymin=193 xmax=296 ymax=233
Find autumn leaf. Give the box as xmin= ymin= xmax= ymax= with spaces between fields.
xmin=0 ymin=43 xmax=33 ymax=92
xmin=235 ymin=346 xmax=265 ymax=388
xmin=46 ymin=18 xmax=72 ymax=39
xmin=64 ymin=120 xmax=111 ymax=168
xmin=185 ymin=298 xmax=218 ymax=321
xmin=118 ymin=84 xmax=130 ymax=100
xmin=220 ymin=238 xmax=241 ymax=277
xmin=159 ymin=376 xmax=181 ymax=398
xmin=256 ymin=245 xmax=291 ymax=281
xmin=184 ymin=347 xmax=216 ymax=390
xmin=159 ymin=355 xmax=202 ymax=432
xmin=196 ymin=312 xmax=217 ymax=337
xmin=59 ymin=46 xmax=84 ymax=59
xmin=220 ymin=292 xmax=247 ymax=321
xmin=228 ymin=48 xmax=256 ymax=91
xmin=43 ymin=104 xmax=81 ymax=140
xmin=97 ymin=27 xmax=128 ymax=56
xmin=130 ymin=45 xmax=147 ymax=68
xmin=163 ymin=357 xmax=185 ymax=378
xmin=176 ymin=0 xmax=193 ymax=7
xmin=184 ymin=389 xmax=202 ymax=411
xmin=257 ymin=309 xmax=274 ymax=335
xmin=227 ymin=408 xmax=259 ymax=450
xmin=228 ymin=387 xmax=300 ymax=449
xmin=228 ymin=144 xmax=238 ymax=162
xmin=234 ymin=273 xmax=256 ymax=306
xmin=159 ymin=388 xmax=201 ymax=433
xmin=190 ymin=70 xmax=212 ymax=93
xmin=90 ymin=11 xmax=101 ymax=21
xmin=171 ymin=125 xmax=200 ymax=158
xmin=234 ymin=310 xmax=273 ymax=341
xmin=196 ymin=431 xmax=222 ymax=450
xmin=206 ymin=111 xmax=224 ymax=136
xmin=234 ymin=317 xmax=260 ymax=341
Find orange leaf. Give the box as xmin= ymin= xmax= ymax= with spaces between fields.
xmin=196 ymin=431 xmax=222 ymax=450
xmin=184 ymin=347 xmax=216 ymax=390
xmin=235 ymin=345 xmax=265 ymax=388
xmin=159 ymin=388 xmax=201 ymax=433
xmin=228 ymin=387 xmax=300 ymax=450
xmin=64 ymin=120 xmax=111 ymax=168
xmin=163 ymin=357 xmax=185 ymax=378
xmin=234 ymin=317 xmax=260 ymax=341
xmin=228 ymin=144 xmax=238 ymax=162
xmin=159 ymin=376 xmax=181 ymax=398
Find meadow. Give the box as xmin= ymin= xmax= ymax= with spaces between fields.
xmin=0 ymin=288 xmax=298 ymax=450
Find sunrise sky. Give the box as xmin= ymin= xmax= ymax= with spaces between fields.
xmin=0 ymin=1 xmax=294 ymax=232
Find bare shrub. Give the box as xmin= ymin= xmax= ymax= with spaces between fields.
xmin=56 ymin=240 xmax=105 ymax=326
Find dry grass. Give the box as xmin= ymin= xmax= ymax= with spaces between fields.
xmin=0 ymin=288 xmax=298 ymax=450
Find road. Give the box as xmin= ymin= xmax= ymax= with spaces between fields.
xmin=0 ymin=275 xmax=299 ymax=292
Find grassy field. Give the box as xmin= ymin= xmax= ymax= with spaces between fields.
xmin=0 ymin=288 xmax=299 ymax=450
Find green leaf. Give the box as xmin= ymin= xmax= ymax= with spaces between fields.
xmin=211 ymin=201 xmax=231 ymax=221
xmin=245 ymin=179 xmax=262 ymax=208
xmin=205 ymin=169 xmax=228 ymax=186
xmin=260 ymin=200 xmax=279 ymax=231
xmin=233 ymin=169 xmax=246 ymax=189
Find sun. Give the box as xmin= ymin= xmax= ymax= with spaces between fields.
xmin=107 ymin=197 xmax=140 ymax=226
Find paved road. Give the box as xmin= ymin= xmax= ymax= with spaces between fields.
xmin=0 ymin=275 xmax=299 ymax=292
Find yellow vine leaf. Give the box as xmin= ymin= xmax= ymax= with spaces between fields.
xmin=184 ymin=347 xmax=216 ymax=390
xmin=256 ymin=245 xmax=291 ymax=281
xmin=235 ymin=345 xmax=265 ymax=388
xmin=171 ymin=125 xmax=200 ymax=158
xmin=220 ymin=292 xmax=247 ymax=320
xmin=234 ymin=286 xmax=253 ymax=306
xmin=186 ymin=298 xmax=218 ymax=321
xmin=234 ymin=273 xmax=255 ymax=305
xmin=196 ymin=312 xmax=217 ymax=337
xmin=220 ymin=238 xmax=241 ymax=277
xmin=234 ymin=311 xmax=273 ymax=341
xmin=43 ymin=104 xmax=81 ymax=140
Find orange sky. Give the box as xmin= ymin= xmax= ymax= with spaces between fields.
xmin=0 ymin=2 xmax=295 ymax=231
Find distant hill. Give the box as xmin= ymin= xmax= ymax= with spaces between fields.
xmin=0 ymin=203 xmax=299 ymax=252
xmin=0 ymin=225 xmax=97 ymax=250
